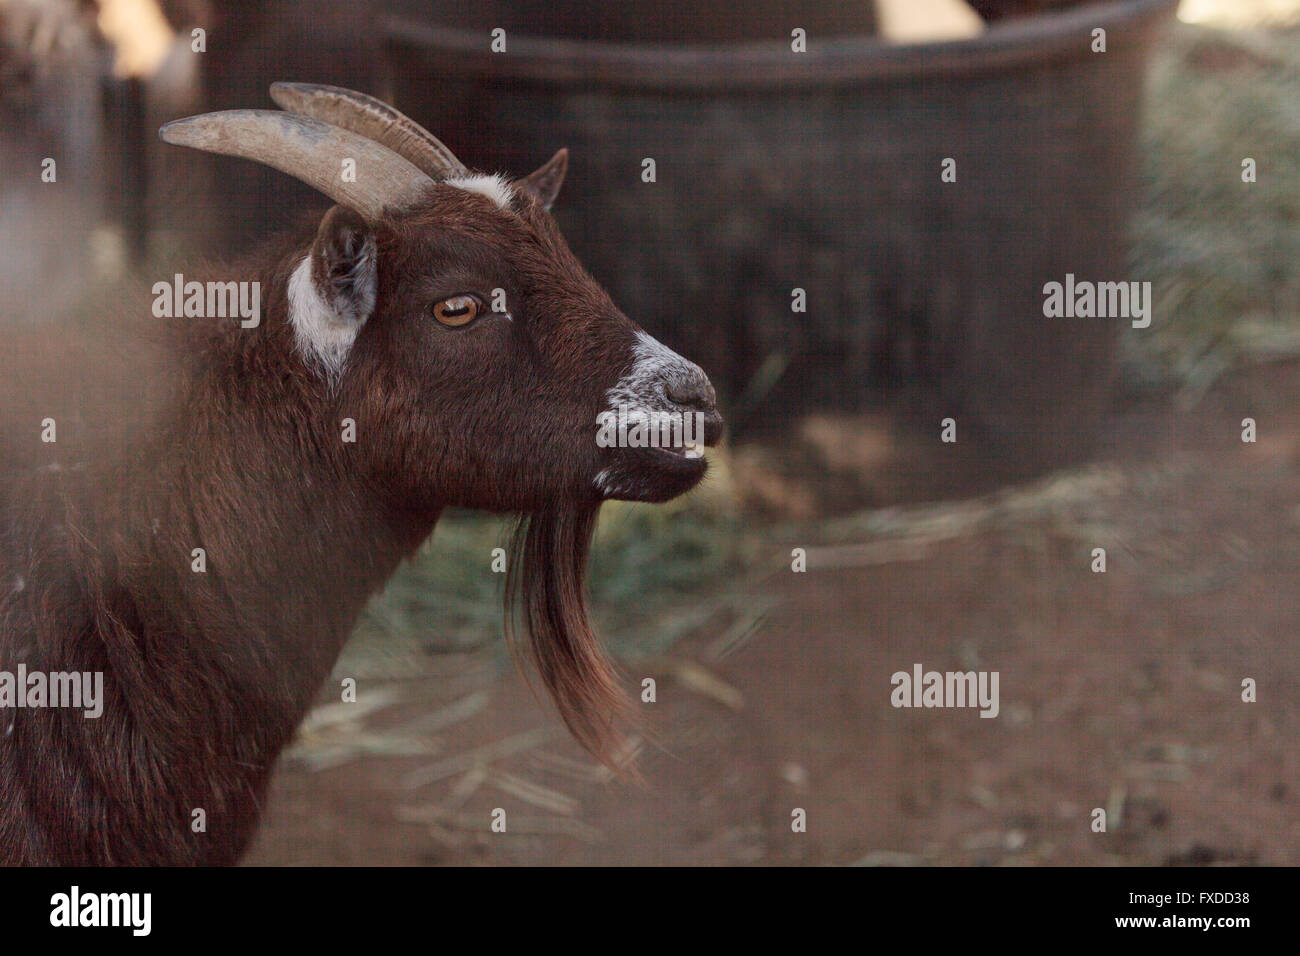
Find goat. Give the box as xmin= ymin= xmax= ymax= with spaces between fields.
xmin=0 ymin=83 xmax=723 ymax=865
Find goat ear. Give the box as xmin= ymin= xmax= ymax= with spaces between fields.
xmin=310 ymin=205 xmax=378 ymax=325
xmin=516 ymin=148 xmax=568 ymax=210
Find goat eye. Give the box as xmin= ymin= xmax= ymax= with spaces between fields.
xmin=432 ymin=295 xmax=480 ymax=327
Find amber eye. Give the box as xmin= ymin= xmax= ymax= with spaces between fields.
xmin=433 ymin=294 xmax=480 ymax=327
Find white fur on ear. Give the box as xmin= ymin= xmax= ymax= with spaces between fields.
xmin=287 ymin=254 xmax=371 ymax=381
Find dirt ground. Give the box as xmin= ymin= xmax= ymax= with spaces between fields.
xmin=245 ymin=360 xmax=1300 ymax=866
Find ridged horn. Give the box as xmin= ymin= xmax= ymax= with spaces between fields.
xmin=159 ymin=109 xmax=436 ymax=220
xmin=269 ymin=82 xmax=469 ymax=180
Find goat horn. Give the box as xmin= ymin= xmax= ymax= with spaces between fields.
xmin=269 ymin=82 xmax=469 ymax=180
xmin=159 ymin=109 xmax=436 ymax=220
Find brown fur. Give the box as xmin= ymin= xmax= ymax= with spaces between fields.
xmin=0 ymin=177 xmax=716 ymax=864
xmin=506 ymin=506 xmax=630 ymax=766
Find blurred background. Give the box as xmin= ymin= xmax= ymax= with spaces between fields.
xmin=2 ymin=0 xmax=1297 ymax=864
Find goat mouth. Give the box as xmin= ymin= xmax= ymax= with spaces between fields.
xmin=642 ymin=444 xmax=709 ymax=465
xmin=629 ymin=444 xmax=710 ymax=482
xmin=636 ymin=410 xmax=722 ymax=474
xmin=594 ymin=409 xmax=722 ymax=500
xmin=595 ymin=444 xmax=710 ymax=503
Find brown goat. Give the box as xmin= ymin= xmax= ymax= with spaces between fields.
xmin=0 ymin=84 xmax=722 ymax=865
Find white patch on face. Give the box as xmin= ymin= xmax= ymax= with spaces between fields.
xmin=446 ymin=174 xmax=515 ymax=211
xmin=594 ymin=331 xmax=712 ymax=496
xmin=288 ymin=256 xmax=364 ymax=382
xmin=605 ymin=330 xmax=707 ymax=417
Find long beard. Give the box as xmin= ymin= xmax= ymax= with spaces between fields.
xmin=506 ymin=504 xmax=631 ymax=769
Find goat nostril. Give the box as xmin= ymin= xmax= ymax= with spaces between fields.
xmin=666 ymin=376 xmax=716 ymax=411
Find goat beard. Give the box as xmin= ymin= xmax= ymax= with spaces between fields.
xmin=506 ymin=503 xmax=633 ymax=771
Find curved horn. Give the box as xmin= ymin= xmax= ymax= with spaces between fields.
xmin=269 ymin=82 xmax=469 ymax=180
xmin=159 ymin=110 xmax=436 ymax=220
